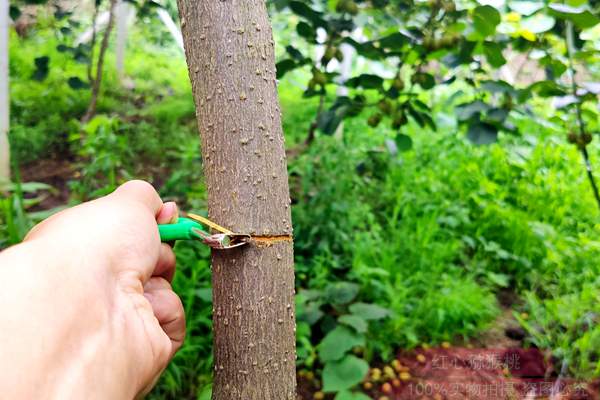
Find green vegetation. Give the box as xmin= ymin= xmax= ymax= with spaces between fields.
xmin=2 ymin=1 xmax=600 ymax=398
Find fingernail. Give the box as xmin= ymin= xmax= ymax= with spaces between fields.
xmin=157 ymin=202 xmax=179 ymax=224
xmin=165 ymin=202 xmax=179 ymax=223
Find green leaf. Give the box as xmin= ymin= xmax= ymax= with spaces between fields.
xmin=395 ymin=133 xmax=413 ymax=152
xmin=67 ymin=77 xmax=90 ymax=90
xmin=322 ymin=355 xmax=369 ymax=392
xmin=541 ymin=57 xmax=567 ymax=78
xmin=486 ymin=272 xmax=510 ymax=287
xmin=194 ymin=288 xmax=212 ymax=302
xmin=289 ymin=1 xmax=327 ymax=27
xmin=487 ymin=108 xmax=509 ymax=123
xmin=443 ymin=40 xmax=476 ymax=67
xmin=318 ymin=326 xmax=365 ymax=362
xmin=56 ymin=44 xmax=71 ymax=53
xmin=549 ymin=3 xmax=599 ymax=29
xmin=9 ymin=5 xmax=21 ymax=20
xmin=275 ymin=59 xmax=297 ymax=79
xmin=483 ymin=42 xmax=506 ymax=68
xmin=348 ymin=302 xmax=391 ymax=320
xmin=528 ymin=80 xmax=567 ymax=97
xmin=197 ymin=384 xmax=212 ymax=400
xmin=32 ymin=56 xmax=50 ymax=81
xmin=473 ymin=5 xmax=501 ymax=37
xmin=412 ymin=72 xmax=435 ymax=89
xmin=324 ymin=281 xmax=360 ymax=305
xmin=456 ymin=100 xmax=490 ymax=121
xmin=342 ymin=37 xmax=383 ymax=60
xmin=298 ymin=302 xmax=324 ymax=325
xmin=509 ymin=1 xmax=544 ymax=16
xmin=297 ymin=21 xmax=316 ymax=41
xmin=285 ymin=45 xmax=305 ymax=61
xmin=335 ymin=390 xmax=372 ymax=400
xmin=318 ymin=109 xmax=344 ymax=135
xmin=467 ymin=122 xmax=498 ymax=145
xmin=345 ymin=74 xmax=384 ymax=89
xmin=378 ymin=32 xmax=410 ymax=49
xmin=338 ymin=314 xmax=368 ymax=333
xmin=521 ymin=14 xmax=555 ymax=33
xmin=481 ymin=80 xmax=516 ymax=95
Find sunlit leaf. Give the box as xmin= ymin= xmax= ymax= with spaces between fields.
xmin=324 ymin=282 xmax=360 ymax=305
xmin=322 ymin=355 xmax=369 ymax=392
xmin=473 ymin=5 xmax=501 ymax=37
xmin=348 ymin=302 xmax=392 ymax=320
xmin=338 ymin=315 xmax=368 ymax=333
xmin=456 ymin=100 xmax=490 ymax=121
xmin=549 ymin=3 xmax=599 ymax=28
xmin=318 ymin=326 xmax=365 ymax=362
xmin=521 ymin=14 xmax=555 ymax=33
xmin=509 ymin=1 xmax=544 ymax=16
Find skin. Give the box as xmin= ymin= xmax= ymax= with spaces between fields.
xmin=0 ymin=180 xmax=186 ymax=399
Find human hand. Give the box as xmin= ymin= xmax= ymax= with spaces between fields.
xmin=0 ymin=180 xmax=185 ymax=399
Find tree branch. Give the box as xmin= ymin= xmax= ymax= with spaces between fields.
xmin=565 ymin=21 xmax=600 ymax=210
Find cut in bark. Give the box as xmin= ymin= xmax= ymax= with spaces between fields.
xmin=176 ymin=1 xmax=296 ymax=400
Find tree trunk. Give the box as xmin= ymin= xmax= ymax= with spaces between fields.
xmin=0 ymin=0 xmax=9 ymax=182
xmin=176 ymin=2 xmax=296 ymax=400
xmin=82 ymin=0 xmax=117 ymax=124
xmin=114 ymin=0 xmax=130 ymax=80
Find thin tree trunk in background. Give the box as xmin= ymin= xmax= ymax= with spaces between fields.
xmin=176 ymin=2 xmax=296 ymax=400
xmin=86 ymin=2 xmax=99 ymax=83
xmin=114 ymin=0 xmax=130 ymax=80
xmin=82 ymin=0 xmax=117 ymax=124
xmin=0 ymin=0 xmax=9 ymax=181
xmin=565 ymin=21 xmax=600 ymax=210
xmin=155 ymin=8 xmax=184 ymax=52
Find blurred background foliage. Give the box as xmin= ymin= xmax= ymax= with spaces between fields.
xmin=1 ymin=0 xmax=600 ymax=398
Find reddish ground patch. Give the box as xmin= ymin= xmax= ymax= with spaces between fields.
xmin=298 ymin=347 xmax=599 ymax=400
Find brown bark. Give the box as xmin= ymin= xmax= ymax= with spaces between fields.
xmin=82 ymin=0 xmax=116 ymax=124
xmin=176 ymin=2 xmax=296 ymax=400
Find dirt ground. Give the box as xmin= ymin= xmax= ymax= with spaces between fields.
xmin=298 ymin=346 xmax=599 ymax=400
xmin=298 ymin=311 xmax=599 ymax=400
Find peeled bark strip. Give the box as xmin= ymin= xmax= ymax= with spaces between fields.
xmin=176 ymin=1 xmax=296 ymax=399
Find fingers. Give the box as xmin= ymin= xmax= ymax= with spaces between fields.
xmin=153 ymin=244 xmax=176 ymax=282
xmin=156 ymin=202 xmax=179 ymax=224
xmin=143 ymin=277 xmax=186 ymax=359
xmin=112 ymin=180 xmax=163 ymax=217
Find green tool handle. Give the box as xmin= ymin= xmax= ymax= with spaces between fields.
xmin=158 ymin=217 xmax=205 ymax=241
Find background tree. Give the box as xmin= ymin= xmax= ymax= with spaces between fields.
xmin=275 ymin=0 xmax=600 ymax=207
xmin=177 ymin=1 xmax=296 ymax=399
xmin=0 ymin=0 xmax=9 ymax=181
